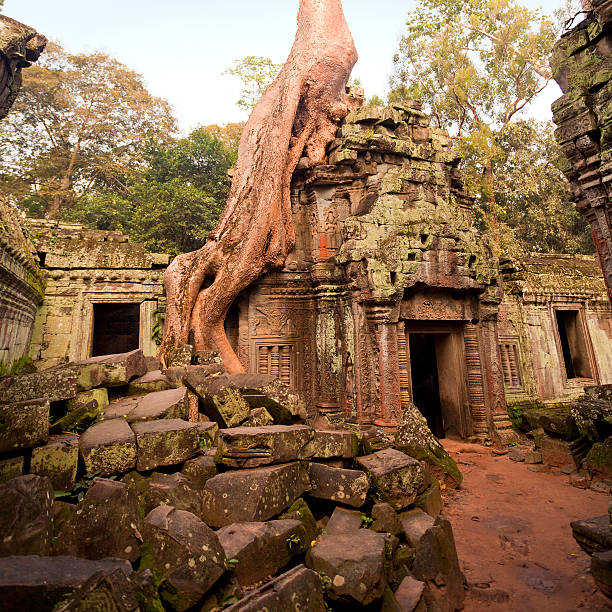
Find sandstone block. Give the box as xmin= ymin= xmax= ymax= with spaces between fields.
xmin=217 ymin=424 xmax=314 ymax=468
xmin=242 ymin=407 xmax=274 ymax=427
xmin=127 ymin=370 xmax=172 ymax=395
xmin=0 ymin=398 xmax=49 ymax=453
xmin=280 ymin=497 xmax=319 ymax=544
xmin=0 ymin=368 xmax=78 ymax=403
xmin=306 ymin=462 xmax=370 ymax=507
xmin=66 ymin=388 xmax=108 ymax=413
xmin=0 ymin=555 xmax=132 ymax=612
xmin=371 ymin=502 xmax=402 ymax=535
xmin=196 ymin=420 xmax=218 ymax=447
xmin=571 ymin=514 xmax=612 ymax=555
xmin=132 ymin=419 xmax=199 ymax=471
xmin=167 ymin=344 xmax=194 ymax=367
xmin=30 ymin=434 xmax=79 ymax=491
xmin=102 ymin=387 xmax=188 ymax=422
xmin=400 ymin=508 xmax=435 ymax=547
xmin=302 ymin=429 xmax=359 ymax=459
xmin=181 ymin=455 xmax=217 ymax=489
xmin=356 ymin=448 xmax=428 ymax=510
xmin=394 ymin=575 xmax=426 ymax=612
xmin=0 ymin=475 xmax=53 ymax=556
xmin=201 ymin=462 xmax=311 ymax=527
xmin=54 ymin=478 xmax=141 ymax=562
xmin=540 ymin=435 xmax=579 ymax=466
xmin=79 ymin=418 xmax=136 ymax=476
xmin=218 ymin=519 xmax=307 ymax=586
xmin=0 ymin=456 xmax=23 ymax=483
xmin=142 ymin=505 xmax=226 ymax=611
xmin=225 ymin=565 xmax=325 ymax=611
xmin=326 ymin=507 xmax=364 ymax=534
xmin=524 ymin=450 xmax=543 ymax=464
xmin=591 ymin=549 xmax=612 ymax=600
xmin=75 ymin=349 xmax=146 ymax=389
xmin=306 ymin=531 xmax=388 ymax=605
xmin=413 ymin=481 xmax=443 ymax=517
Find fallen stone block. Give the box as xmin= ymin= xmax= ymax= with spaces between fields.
xmin=127 ymin=370 xmax=173 ymax=395
xmin=400 ymin=508 xmax=435 ymax=547
xmin=196 ymin=420 xmax=218 ymax=448
xmin=102 ymin=387 xmax=189 ymax=422
xmin=79 ymin=418 xmax=136 ymax=476
xmin=167 ymin=344 xmax=194 ymax=367
xmin=201 ymin=462 xmax=311 ymax=527
xmin=584 ymin=439 xmax=612 ymax=478
xmin=394 ymin=575 xmax=426 ymax=612
xmin=571 ymin=515 xmax=612 ymax=555
xmin=122 ymin=471 xmax=202 ymax=517
xmin=142 ymin=505 xmax=226 ymax=611
xmin=302 ymin=429 xmax=359 ymax=459
xmin=242 ymin=407 xmax=274 ymax=427
xmin=591 ymin=549 xmax=612 ymax=600
xmin=66 ymin=388 xmax=108 ymax=413
xmin=540 ymin=434 xmax=590 ymax=467
xmin=217 ymin=425 xmax=314 ymax=468
xmin=182 ymin=454 xmax=218 ymax=489
xmin=54 ymin=478 xmax=141 ymax=562
xmin=0 ymin=367 xmax=78 ymax=403
xmin=413 ymin=481 xmax=443 ymax=517
xmin=326 ymin=507 xmax=364 ymax=534
xmin=0 ymin=555 xmax=132 ymax=612
xmin=225 ymin=564 xmax=325 ymax=611
xmin=0 ymin=456 xmax=23 ymax=483
xmin=539 ymin=409 xmax=579 ymax=440
xmin=356 ymin=448 xmax=428 ymax=510
xmin=30 ymin=434 xmax=79 ymax=491
xmin=524 ymin=450 xmax=543 ymax=464
xmin=0 ymin=475 xmax=53 ymax=556
xmin=307 ymin=462 xmax=370 ymax=507
xmin=132 ymin=419 xmax=200 ymax=471
xmin=412 ymin=516 xmax=464 ymax=612
xmin=50 ymin=400 xmax=99 ymax=435
xmin=306 ymin=531 xmax=388 ymax=605
xmin=0 ymin=398 xmax=49 ymax=453
xmin=280 ymin=497 xmax=319 ymax=544
xmin=371 ymin=502 xmax=402 ymax=535
xmin=164 ymin=363 xmax=225 ymax=388
xmin=218 ymin=519 xmax=307 ymax=586
xmin=75 ymin=349 xmax=146 ymax=389
xmin=508 ymin=447 xmax=526 ymax=462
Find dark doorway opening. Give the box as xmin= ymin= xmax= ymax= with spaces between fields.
xmin=555 ymin=310 xmax=592 ymax=380
xmin=92 ymin=303 xmax=140 ymax=357
xmin=409 ymin=333 xmax=445 ymax=438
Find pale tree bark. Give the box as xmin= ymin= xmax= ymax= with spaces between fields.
xmin=159 ymin=0 xmax=357 ymax=372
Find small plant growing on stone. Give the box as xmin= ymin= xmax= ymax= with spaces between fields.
xmin=225 ymin=555 xmax=239 ymax=570
xmin=199 ymin=437 xmax=214 ymax=449
xmin=361 ymin=514 xmax=373 ymax=528
xmin=286 ymin=533 xmax=302 ymax=552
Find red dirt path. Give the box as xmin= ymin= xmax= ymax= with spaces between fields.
xmin=441 ymin=439 xmax=611 ymax=611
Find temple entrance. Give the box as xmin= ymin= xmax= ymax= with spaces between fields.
xmin=406 ymin=326 xmax=469 ymax=438
xmin=91 ymin=303 xmax=140 ymax=357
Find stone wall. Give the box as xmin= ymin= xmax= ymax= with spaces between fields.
xmin=551 ymin=0 xmax=612 ymax=301
xmin=26 ymin=219 xmax=169 ymax=370
xmin=0 ymin=15 xmax=46 ymax=371
xmin=228 ymin=101 xmax=513 ymax=442
xmin=499 ymin=254 xmax=612 ymax=408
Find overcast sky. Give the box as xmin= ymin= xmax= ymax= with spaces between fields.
xmin=5 ymin=0 xmax=565 ymax=134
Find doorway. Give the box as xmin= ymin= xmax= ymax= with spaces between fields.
xmin=407 ymin=328 xmax=468 ymax=438
xmin=555 ymin=310 xmax=593 ymax=380
xmin=91 ymin=303 xmax=140 ymax=357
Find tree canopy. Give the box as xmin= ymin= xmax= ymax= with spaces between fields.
xmin=223 ymin=56 xmax=282 ymax=111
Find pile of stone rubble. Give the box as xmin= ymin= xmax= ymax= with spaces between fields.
xmin=0 ymin=347 xmax=465 ymax=611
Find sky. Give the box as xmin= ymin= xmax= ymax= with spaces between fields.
xmin=5 ymin=0 xmax=567 ymax=134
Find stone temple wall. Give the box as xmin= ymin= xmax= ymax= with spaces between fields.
xmin=0 ymin=15 xmax=46 ymax=371
xmin=551 ymin=0 xmax=612 ymax=301
xmin=499 ymin=254 xmax=612 ymax=409
xmin=26 ymin=219 xmax=169 ymax=370
xmin=228 ymin=101 xmax=514 ymax=442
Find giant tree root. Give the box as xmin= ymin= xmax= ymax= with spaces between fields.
xmin=159 ymin=0 xmax=357 ymax=372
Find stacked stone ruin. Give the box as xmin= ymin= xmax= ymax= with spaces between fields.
xmin=0 ymin=347 xmax=465 ymax=610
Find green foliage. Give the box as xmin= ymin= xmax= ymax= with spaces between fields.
xmin=54 ymin=470 xmax=116 ymax=503
xmin=224 ymin=56 xmax=281 ymax=111
xmin=361 ymin=514 xmax=374 ymax=528
xmin=151 ymin=310 xmax=164 ymax=346
xmin=225 ymin=556 xmax=239 ymax=570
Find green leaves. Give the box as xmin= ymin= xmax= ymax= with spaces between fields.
xmin=223 ymin=56 xmax=281 ymax=111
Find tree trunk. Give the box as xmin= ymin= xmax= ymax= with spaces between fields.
xmin=158 ymin=0 xmax=357 ymax=371
xmin=46 ymin=139 xmax=81 ymax=217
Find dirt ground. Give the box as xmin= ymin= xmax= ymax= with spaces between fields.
xmin=441 ymin=439 xmax=612 ymax=612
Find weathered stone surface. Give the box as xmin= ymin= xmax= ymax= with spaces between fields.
xmin=54 ymin=478 xmax=141 ymax=562
xmin=540 ymin=435 xmax=581 ymax=467
xmin=572 ymin=387 xmax=612 ymax=442
xmin=201 ymin=462 xmax=310 ymax=527
xmin=306 ymin=531 xmax=388 ymax=605
xmin=0 ymin=398 xmax=49 ymax=453
xmin=166 ymin=344 xmax=193 ymax=368
xmin=164 ymin=363 xmax=225 ymax=388
xmin=122 ymin=471 xmax=202 ymax=517
xmin=356 ymin=448 xmax=428 ymax=510
xmin=75 ymin=349 xmax=146 ymax=389
xmin=591 ymin=549 xmax=612 ymax=600
xmin=30 ymin=434 xmax=79 ymax=491
xmin=66 ymin=388 xmax=108 ymax=413
xmin=508 ymin=447 xmax=526 ymax=462
xmin=225 ymin=565 xmax=325 ymax=612
xmin=539 ymin=409 xmax=579 ymax=441
xmin=280 ymin=497 xmax=319 ymax=544
xmin=326 ymin=506 xmax=364 ymax=534
xmin=524 ymin=449 xmax=543 ymax=464
xmin=371 ymin=502 xmax=402 ymax=535
xmin=394 ymin=402 xmax=462 ymax=487
xmin=0 ymin=475 xmax=53 ymax=556
xmin=584 ymin=438 xmax=612 ymax=478
xmin=413 ymin=481 xmax=443 ymax=517
xmin=79 ymin=418 xmax=136 ymax=476
xmin=0 ymin=555 xmax=132 ymax=612
xmin=306 ymin=461 xmax=369 ymax=507
xmin=142 ymin=505 xmax=226 ymax=611
xmin=217 ymin=425 xmax=314 ymax=467
xmin=302 ymin=429 xmax=359 ymax=459
xmin=394 ymin=575 xmax=426 ymax=612
xmin=242 ymin=407 xmax=274 ymax=427
xmin=412 ymin=516 xmax=464 ymax=612
xmin=102 ymin=387 xmax=188 ymax=422
xmin=400 ymin=508 xmax=435 ymax=547
xmin=132 ymin=419 xmax=199 ymax=471
xmin=0 ymin=367 xmax=78 ymax=403
xmin=571 ymin=514 xmax=612 ymax=555
xmin=196 ymin=420 xmax=219 ymax=447
xmin=0 ymin=456 xmax=23 ymax=483
xmin=218 ymin=519 xmax=307 ymax=586
xmin=181 ymin=454 xmax=217 ymax=489
xmin=127 ymin=370 xmax=172 ymax=395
